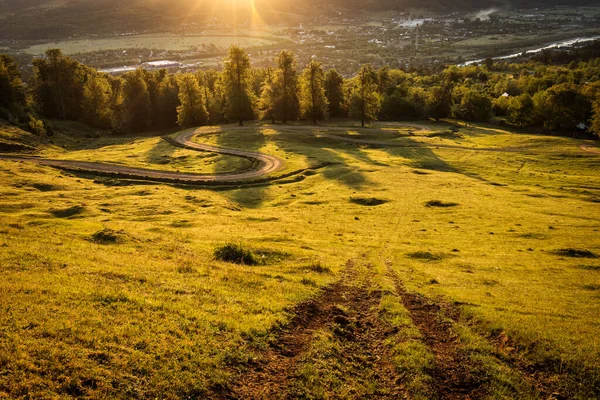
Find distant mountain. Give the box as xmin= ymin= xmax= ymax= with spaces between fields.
xmin=1 ymin=0 xmax=599 ymax=40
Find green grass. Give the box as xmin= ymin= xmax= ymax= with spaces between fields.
xmin=0 ymin=120 xmax=599 ymax=398
xmin=42 ymin=127 xmax=254 ymax=175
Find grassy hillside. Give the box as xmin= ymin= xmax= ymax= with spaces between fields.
xmin=0 ymin=120 xmax=47 ymax=152
xmin=0 ymin=121 xmax=599 ymax=398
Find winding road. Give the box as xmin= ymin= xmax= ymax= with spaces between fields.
xmin=0 ymin=127 xmax=284 ymax=185
xmin=0 ymin=125 xmax=596 ymax=185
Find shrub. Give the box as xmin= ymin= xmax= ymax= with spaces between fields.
xmin=214 ymin=243 xmax=259 ymax=265
xmin=28 ymin=115 xmax=47 ymax=137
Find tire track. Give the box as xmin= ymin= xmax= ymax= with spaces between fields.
xmin=227 ymin=260 xmax=405 ymax=399
xmin=386 ymin=264 xmax=487 ymax=400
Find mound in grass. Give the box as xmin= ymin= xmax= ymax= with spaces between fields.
xmin=554 ymin=248 xmax=598 ymax=259
xmin=425 ymin=200 xmax=460 ymax=208
xmin=49 ymin=205 xmax=86 ymax=218
xmin=90 ymin=229 xmax=127 ymax=244
xmin=350 ymin=197 xmax=390 ymax=206
xmin=407 ymin=251 xmax=447 ymax=261
xmin=214 ymin=243 xmax=260 ymax=265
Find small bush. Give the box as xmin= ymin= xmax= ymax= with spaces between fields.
xmin=214 ymin=243 xmax=259 ymax=265
xmin=305 ymin=261 xmax=331 ymax=274
xmin=28 ymin=115 xmax=47 ymax=137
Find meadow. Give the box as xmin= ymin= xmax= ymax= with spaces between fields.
xmin=0 ymin=120 xmax=599 ymax=399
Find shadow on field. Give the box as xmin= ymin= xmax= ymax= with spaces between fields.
xmin=215 ymin=126 xmax=270 ymax=208
xmin=272 ymin=128 xmax=374 ymax=190
xmin=146 ymin=137 xmax=177 ymax=166
xmin=271 ymin=124 xmax=495 ymax=187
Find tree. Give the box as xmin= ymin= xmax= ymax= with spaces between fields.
xmin=222 ymin=46 xmax=256 ymax=126
xmin=426 ymin=86 xmax=452 ymax=121
xmin=0 ymin=55 xmax=26 ymax=120
xmin=507 ymin=93 xmax=536 ymax=128
xmin=452 ymin=88 xmax=492 ymax=122
xmin=273 ymin=50 xmax=300 ymax=123
xmin=349 ymin=64 xmax=380 ymax=127
xmin=31 ymin=49 xmax=86 ymax=121
xmin=535 ymin=84 xmax=591 ymax=131
xmin=81 ymin=73 xmax=112 ymax=128
xmin=156 ymin=74 xmax=180 ymax=128
xmin=176 ymin=74 xmax=208 ymax=128
xmin=141 ymin=69 xmax=166 ymax=127
xmin=377 ymin=66 xmax=391 ymax=94
xmin=380 ymin=88 xmax=426 ymax=121
xmin=121 ymin=69 xmax=151 ymax=132
xmin=300 ymin=60 xmax=328 ymax=124
xmin=591 ymin=100 xmax=600 ymax=137
xmin=324 ymin=69 xmax=346 ymax=118
xmin=259 ymin=67 xmax=276 ymax=124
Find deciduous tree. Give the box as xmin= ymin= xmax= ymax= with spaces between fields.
xmin=176 ymin=73 xmax=208 ymax=128
xmin=273 ymin=50 xmax=300 ymax=124
xmin=223 ymin=46 xmax=256 ymax=126
xmin=324 ymin=69 xmax=346 ymax=118
xmin=121 ymin=69 xmax=151 ymax=132
xmin=349 ymin=64 xmax=380 ymax=127
xmin=300 ymin=60 xmax=328 ymax=124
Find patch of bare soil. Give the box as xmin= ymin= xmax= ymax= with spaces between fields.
xmin=387 ymin=270 xmax=487 ymax=400
xmin=226 ymin=262 xmax=405 ymax=399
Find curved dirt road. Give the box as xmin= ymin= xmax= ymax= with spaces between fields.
xmin=0 ymin=127 xmax=284 ymax=184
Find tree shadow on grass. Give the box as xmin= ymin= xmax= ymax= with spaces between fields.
xmin=145 ymin=137 xmax=178 ymax=167
xmin=213 ymin=125 xmax=270 ymax=209
xmin=273 ymin=124 xmax=499 ymax=186
xmin=273 ymin=129 xmax=376 ymax=190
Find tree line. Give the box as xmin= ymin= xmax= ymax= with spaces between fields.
xmin=1 ymin=46 xmax=600 ymax=137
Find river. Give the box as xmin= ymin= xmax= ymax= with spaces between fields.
xmin=459 ymin=35 xmax=600 ymax=66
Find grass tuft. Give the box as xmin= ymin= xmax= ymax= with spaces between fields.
xmin=305 ymin=261 xmax=332 ymax=274
xmin=214 ymin=243 xmax=259 ymax=265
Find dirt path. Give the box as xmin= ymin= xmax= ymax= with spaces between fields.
xmin=386 ymin=267 xmax=487 ymax=400
xmin=0 ymin=127 xmax=284 ymax=184
xmin=580 ymin=145 xmax=600 ymax=154
xmin=227 ymin=260 xmax=405 ymax=399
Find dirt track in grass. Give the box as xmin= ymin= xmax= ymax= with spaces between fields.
xmin=226 ymin=260 xmax=405 ymax=399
